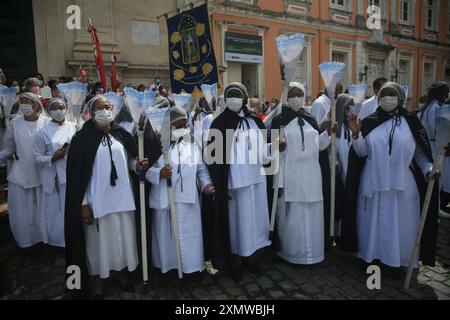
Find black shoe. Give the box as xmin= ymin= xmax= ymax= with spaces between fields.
xmin=230 ymin=268 xmax=243 ymax=282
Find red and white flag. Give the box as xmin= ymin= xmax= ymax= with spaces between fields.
xmin=88 ymin=20 xmax=107 ymax=93
xmin=110 ymin=54 xmax=120 ymax=92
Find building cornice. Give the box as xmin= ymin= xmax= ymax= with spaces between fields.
xmin=210 ymin=4 xmax=450 ymax=52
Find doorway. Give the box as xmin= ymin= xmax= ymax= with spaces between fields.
xmin=0 ymin=0 xmax=37 ymax=83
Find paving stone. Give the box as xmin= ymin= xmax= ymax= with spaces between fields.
xmin=256 ymin=277 xmax=274 ymax=290
xmin=225 ymin=287 xmax=244 ymax=297
xmin=245 ymin=283 xmax=260 ymax=293
xmin=300 ymin=283 xmax=321 ymax=295
xmin=268 ymin=290 xmax=284 ymax=299
xmin=1 ymin=219 xmax=449 ymax=300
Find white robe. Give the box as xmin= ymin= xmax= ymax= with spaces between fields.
xmin=419 ymin=100 xmax=450 ymax=193
xmin=359 ymin=95 xmax=378 ymax=121
xmin=33 ymin=121 xmax=76 ymax=247
xmin=337 ymin=125 xmax=352 ymax=185
xmin=0 ymin=116 xmax=49 ymax=248
xmin=146 ymin=140 xmax=211 ymax=274
xmin=310 ymin=94 xmax=331 ymax=124
xmin=189 ymin=111 xmax=213 ymax=148
xmin=352 ymin=119 xmax=433 ymax=267
xmin=227 ymin=111 xmax=272 ymax=257
xmin=274 ymin=118 xmax=330 ymax=264
xmin=83 ymin=135 xmax=138 ymax=278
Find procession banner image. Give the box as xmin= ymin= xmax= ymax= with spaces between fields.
xmin=264 ymin=33 xmax=305 ymax=126
xmin=348 ymin=84 xmax=367 ymax=114
xmin=172 ymin=93 xmax=193 ymax=112
xmin=56 ymin=81 xmax=88 ymax=127
xmin=166 ymin=3 xmax=218 ymax=96
xmin=200 ymin=83 xmax=218 ymax=105
xmin=104 ymin=92 xmax=125 ymax=119
xmin=0 ymin=87 xmax=17 ymax=125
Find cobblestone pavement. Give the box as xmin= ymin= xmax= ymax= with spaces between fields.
xmin=0 ymin=215 xmax=449 ymax=300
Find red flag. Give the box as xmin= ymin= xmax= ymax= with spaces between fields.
xmin=88 ymin=21 xmax=107 ymax=92
xmin=110 ymin=54 xmax=121 ymax=92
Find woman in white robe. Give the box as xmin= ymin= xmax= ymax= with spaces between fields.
xmin=147 ymin=106 xmax=214 ymax=275
xmin=206 ymin=82 xmax=276 ymax=281
xmin=0 ymin=92 xmax=49 ymax=248
xmin=33 ymin=98 xmax=76 ymax=247
xmin=273 ymin=82 xmax=333 ymax=265
xmin=79 ymin=95 xmax=150 ymax=298
xmin=347 ymin=82 xmax=438 ymax=270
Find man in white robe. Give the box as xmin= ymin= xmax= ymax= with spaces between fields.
xmin=359 ymin=77 xmax=387 ymax=121
xmin=147 ymin=106 xmax=214 ymax=276
xmin=272 ymin=82 xmax=334 ymax=265
xmin=34 ymin=98 xmax=76 ymax=247
xmin=0 ymin=92 xmax=49 ymax=248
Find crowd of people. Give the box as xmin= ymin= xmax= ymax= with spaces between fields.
xmin=0 ymin=67 xmax=449 ymax=299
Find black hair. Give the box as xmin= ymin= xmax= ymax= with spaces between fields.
xmin=48 ymin=79 xmax=57 ymax=88
xmin=373 ymin=77 xmax=388 ymax=93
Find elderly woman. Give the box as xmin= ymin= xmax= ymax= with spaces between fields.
xmin=65 ymin=95 xmax=150 ymax=299
xmin=206 ymin=82 xmax=274 ymax=281
xmin=33 ymin=98 xmax=76 ymax=248
xmin=272 ymin=82 xmax=335 ymax=265
xmin=343 ymin=82 xmax=439 ymax=276
xmin=146 ymin=106 xmax=214 ymax=276
xmin=0 ymin=92 xmax=50 ymax=248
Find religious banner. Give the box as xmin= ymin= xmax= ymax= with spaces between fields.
xmin=276 ymin=33 xmax=305 ymax=88
xmin=166 ymin=3 xmax=218 ymax=95
xmin=110 ymin=54 xmax=121 ymax=92
xmin=88 ymin=21 xmax=108 ymax=92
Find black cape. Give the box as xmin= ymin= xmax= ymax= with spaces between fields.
xmin=342 ymin=107 xmax=439 ymax=266
xmin=271 ymin=106 xmax=337 ymax=250
xmin=205 ymin=107 xmax=266 ymax=269
xmin=64 ymin=120 xmax=159 ymax=297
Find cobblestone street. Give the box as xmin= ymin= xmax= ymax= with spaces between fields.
xmin=1 ymin=214 xmax=449 ymax=301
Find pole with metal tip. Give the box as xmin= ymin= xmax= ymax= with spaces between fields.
xmin=404 ymin=152 xmax=442 ymax=290
xmin=137 ymin=123 xmax=149 ymax=286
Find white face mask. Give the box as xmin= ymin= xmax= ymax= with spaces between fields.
xmin=379 ymin=96 xmax=399 ymax=112
xmin=14 ymin=86 xmax=20 ymax=94
xmin=418 ymin=103 xmax=425 ymax=110
xmin=19 ymin=104 xmax=34 ymax=117
xmin=171 ymin=127 xmax=190 ymax=140
xmin=288 ymin=97 xmax=305 ymax=112
xmin=94 ymin=110 xmax=114 ymax=126
xmin=50 ymin=109 xmax=66 ymax=122
xmin=226 ymin=98 xmax=243 ymax=113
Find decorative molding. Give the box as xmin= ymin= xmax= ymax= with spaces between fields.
xmin=399 ymin=27 xmax=414 ymax=38
xmin=330 ymin=11 xmax=352 ymax=25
